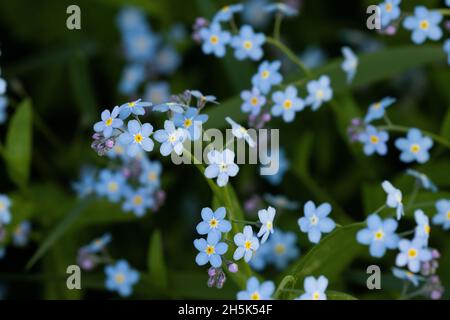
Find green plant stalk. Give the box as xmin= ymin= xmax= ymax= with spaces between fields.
xmin=266 ymin=37 xmax=312 ymax=77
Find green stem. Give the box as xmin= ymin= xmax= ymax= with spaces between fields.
xmin=273 ymin=13 xmax=283 ymax=41
xmin=398 ymin=229 xmax=415 ymax=237
xmin=406 ymin=183 xmax=419 ymax=211
xmin=377 ymin=124 xmax=450 ymax=149
xmin=232 ymin=219 xmax=259 ymax=226
xmin=266 ymin=37 xmax=311 ymax=77
xmin=372 ymin=204 xmax=387 ymax=215
xmin=438 ymin=9 xmax=450 ymax=16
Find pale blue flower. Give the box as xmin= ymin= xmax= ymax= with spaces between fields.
xmin=119 ymin=99 xmax=152 ymax=120
xmin=364 ymin=96 xmax=396 ymax=123
xmin=116 ymin=7 xmax=148 ymax=33
xmin=204 ymin=149 xmax=239 ymax=187
xmin=395 ymin=237 xmax=432 ymax=273
xmin=72 ymin=167 xmax=96 ymax=198
xmin=394 ymin=128 xmax=433 ymax=164
xmin=382 ymin=180 xmax=404 ymax=220
xmin=257 ymin=206 xmax=276 ymax=243
xmin=414 ymin=209 xmax=430 ymax=245
xmin=189 ymin=90 xmax=218 ymax=105
xmin=379 ymin=0 xmax=401 ymax=28
xmin=300 ymin=46 xmax=327 ymax=69
xmin=240 ymin=87 xmax=266 ymax=116
xmin=231 ymin=25 xmax=265 ymax=61
xmin=296 ymin=276 xmax=328 ymax=300
xmin=265 ymin=229 xmax=299 ymax=270
xmin=139 ymin=160 xmax=162 ymax=191
xmin=13 ymin=221 xmax=31 ymax=247
xmin=155 ymin=46 xmax=181 ymax=75
xmin=0 ymin=77 xmax=6 ymax=95
xmin=105 ymin=260 xmax=140 ymax=297
xmin=0 ymin=194 xmax=12 ymax=225
xmin=249 ymin=242 xmax=271 ymax=271
xmin=106 ymin=140 xmax=128 ymax=161
xmin=341 ymin=46 xmax=358 ymax=83
xmin=122 ymin=29 xmax=159 ymax=62
xmin=298 ymin=201 xmax=336 ymax=243
xmin=199 ymin=23 xmax=231 ymax=58
xmin=81 ymin=233 xmax=112 ymax=254
xmin=152 ymin=102 xmax=184 ymax=113
xmin=356 ymin=213 xmax=399 ymax=257
xmin=225 ymin=117 xmax=256 ymax=147
xmin=271 ymin=86 xmax=305 ymax=122
xmin=305 ymin=75 xmax=333 ymax=111
xmin=153 ymin=120 xmax=187 ymax=156
xmin=263 ymin=148 xmax=289 ymax=185
xmin=233 ymin=225 xmax=260 ymax=262
xmin=212 ymin=4 xmax=244 ymax=23
xmin=119 ymin=120 xmax=154 ymax=157
xmin=432 ymin=199 xmax=450 ymax=230
xmin=358 ymin=125 xmax=389 ymax=156
xmin=122 ymin=187 xmax=154 ymax=216
xmin=0 ymin=96 xmax=8 ymax=124
xmin=96 ymin=169 xmax=126 ymax=203
xmin=173 ymin=107 xmax=208 ymax=141
xmin=118 ymin=63 xmax=145 ymax=95
xmin=194 ymin=232 xmax=228 ymax=268
xmin=242 ymin=0 xmax=271 ymax=28
xmin=403 ymin=6 xmax=443 ymax=44
xmin=392 ymin=267 xmax=422 ymax=287
xmin=444 ymin=39 xmax=450 ymax=65
xmin=263 ymin=193 xmax=300 ymax=210
xmin=196 ymin=207 xmax=232 ymax=237
xmin=237 ymin=277 xmax=274 ymax=300
xmin=93 ymin=106 xmax=123 ymax=138
xmin=144 ymin=81 xmax=171 ymax=105
xmin=265 ymin=3 xmax=298 ymax=17
xmin=406 ymin=169 xmax=437 ymax=192
xmin=251 ymin=60 xmax=283 ymax=94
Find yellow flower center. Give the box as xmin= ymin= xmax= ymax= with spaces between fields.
xmin=424 ymin=224 xmax=431 ymax=234
xmin=447 ymin=211 xmax=450 ymax=220
xmin=219 ymin=163 xmax=228 ymax=172
xmin=134 ymin=133 xmax=143 ymax=144
xmin=209 ymin=218 xmax=218 ymax=228
xmin=420 ymin=20 xmax=429 ymax=30
xmin=410 ymin=144 xmax=421 ymax=154
xmin=251 ymin=97 xmax=259 ymax=106
xmin=244 ymin=240 xmax=252 ymax=250
xmin=315 ymin=89 xmax=324 ymax=100
xmin=283 ymin=99 xmax=293 ymax=110
xmin=408 ymin=248 xmax=418 ymax=258
xmin=184 ymin=118 xmax=193 ymax=128
xmin=375 ymin=230 xmax=384 ymax=240
xmin=107 ymin=182 xmax=118 ymax=192
xmin=261 ymin=70 xmax=270 ymax=79
xmin=133 ymin=195 xmax=143 ymax=206
xmin=372 ymin=102 xmax=382 ymax=110
xmin=275 ymin=244 xmax=286 ymax=254
xmin=370 ymin=135 xmax=379 ymax=144
xmin=206 ymin=245 xmax=215 ymax=255
xmin=105 ymin=118 xmax=113 ymax=126
xmin=243 ymin=41 xmax=253 ymax=50
xmin=210 ymin=35 xmax=219 ymax=44
xmin=148 ymin=171 xmax=157 ymax=181
xmin=115 ymin=273 xmax=125 ymax=284
xmin=310 ymin=215 xmax=318 ymax=225
xmin=313 ymin=292 xmax=320 ymax=300
xmin=114 ymin=145 xmax=124 ymax=154
xmin=222 ymin=6 xmax=229 ymax=12
xmin=128 ymin=101 xmax=136 ymax=107
xmin=0 ymin=202 xmax=4 ymax=211
xmin=385 ymin=3 xmax=392 ymax=12
xmin=266 ymin=221 xmax=273 ymax=230
xmin=168 ymin=134 xmax=177 ymax=143
xmin=250 ymin=292 xmax=260 ymax=300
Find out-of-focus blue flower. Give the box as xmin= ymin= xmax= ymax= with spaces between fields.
xmin=81 ymin=233 xmax=112 ymax=254
xmin=231 ymin=25 xmax=265 ymax=61
xmin=298 ymin=201 xmax=336 ymax=244
xmin=168 ymin=23 xmax=187 ymax=44
xmin=249 ymin=241 xmax=271 ymax=271
xmin=395 ymin=237 xmax=432 ymax=273
xmin=251 ymin=60 xmax=283 ymax=94
xmin=296 ymin=276 xmax=328 ymax=300
xmin=155 ymin=46 xmax=181 ymax=75
xmin=116 ymin=7 xmax=148 ymax=33
xmin=233 ymin=225 xmax=260 ymax=262
xmin=242 ymin=0 xmax=270 ymax=29
xmin=173 ymin=107 xmax=208 ymax=141
xmin=257 ymin=206 xmax=276 ymax=243
xmin=382 ymin=180 xmax=404 ymax=220
xmin=263 ymin=148 xmax=289 ymax=185
xmin=144 ymin=81 xmax=171 ymax=105
xmin=106 ymin=139 xmax=128 ymax=161
xmin=194 ymin=232 xmax=228 ymax=268
xmin=139 ymin=160 xmax=162 ymax=191
xmin=341 ymin=46 xmax=358 ymax=83
xmin=196 ymin=207 xmax=232 ymax=237
xmin=356 ymin=213 xmax=399 ymax=257
xmin=152 ymin=102 xmax=184 ymax=113
xmin=119 ymin=99 xmax=152 ymax=120
xmin=444 ymin=39 xmax=450 ymax=65
xmin=392 ymin=267 xmax=422 ymax=287
xmin=204 ymin=149 xmax=239 ymax=187
xmin=240 ymin=87 xmax=266 ymax=116
xmin=199 ymin=23 xmax=231 ymax=58
xmin=105 ymin=260 xmax=140 ymax=297
xmin=265 ymin=3 xmax=298 ymax=17
xmin=263 ymin=193 xmax=300 ymax=211
xmin=0 ymin=194 xmax=11 ymax=225
xmin=266 ymin=229 xmax=299 ymax=270
xmin=96 ymin=169 xmax=126 ymax=203
xmin=119 ymin=120 xmax=154 ymax=157
xmin=212 ymin=4 xmax=244 ymax=23
xmin=118 ymin=63 xmax=145 ymax=95
xmin=237 ymin=277 xmax=274 ymax=300
xmin=122 ymin=29 xmax=159 ymax=62
xmin=189 ymin=90 xmax=218 ymax=105
xmin=271 ymin=86 xmax=305 ymax=123
xmin=447 ymin=0 xmax=450 ymax=7
xmin=403 ymin=6 xmax=443 ymax=44
xmin=394 ymin=128 xmax=433 ymax=164
xmin=122 ymin=187 xmax=154 ymax=216
xmin=406 ymin=169 xmax=438 ymax=192
xmin=0 ymin=77 xmax=6 ymax=95
xmin=93 ymin=107 xmax=123 ymax=138
xmin=364 ymin=96 xmax=396 ymax=123
xmin=379 ymin=0 xmax=401 ymax=28
xmin=13 ymin=221 xmax=31 ymax=247
xmin=305 ymin=75 xmax=333 ymax=111
xmin=432 ymin=199 xmax=450 ymax=230
xmin=414 ymin=209 xmax=430 ymax=245
xmin=72 ymin=167 xmax=97 ymax=198
xmin=300 ymin=46 xmax=327 ymax=69
xmin=358 ymin=125 xmax=389 ymax=156
xmin=0 ymin=96 xmax=8 ymax=124
xmin=153 ymin=120 xmax=187 ymax=156
xmin=225 ymin=117 xmax=256 ymax=147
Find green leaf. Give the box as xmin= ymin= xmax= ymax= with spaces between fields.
xmin=286 ymin=222 xmax=365 ymax=286
xmin=147 ymin=230 xmax=168 ymax=290
xmin=326 ymin=291 xmax=358 ymax=300
xmin=4 ymin=99 xmax=33 ymax=188
xmin=274 ymin=275 xmax=295 ymax=300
